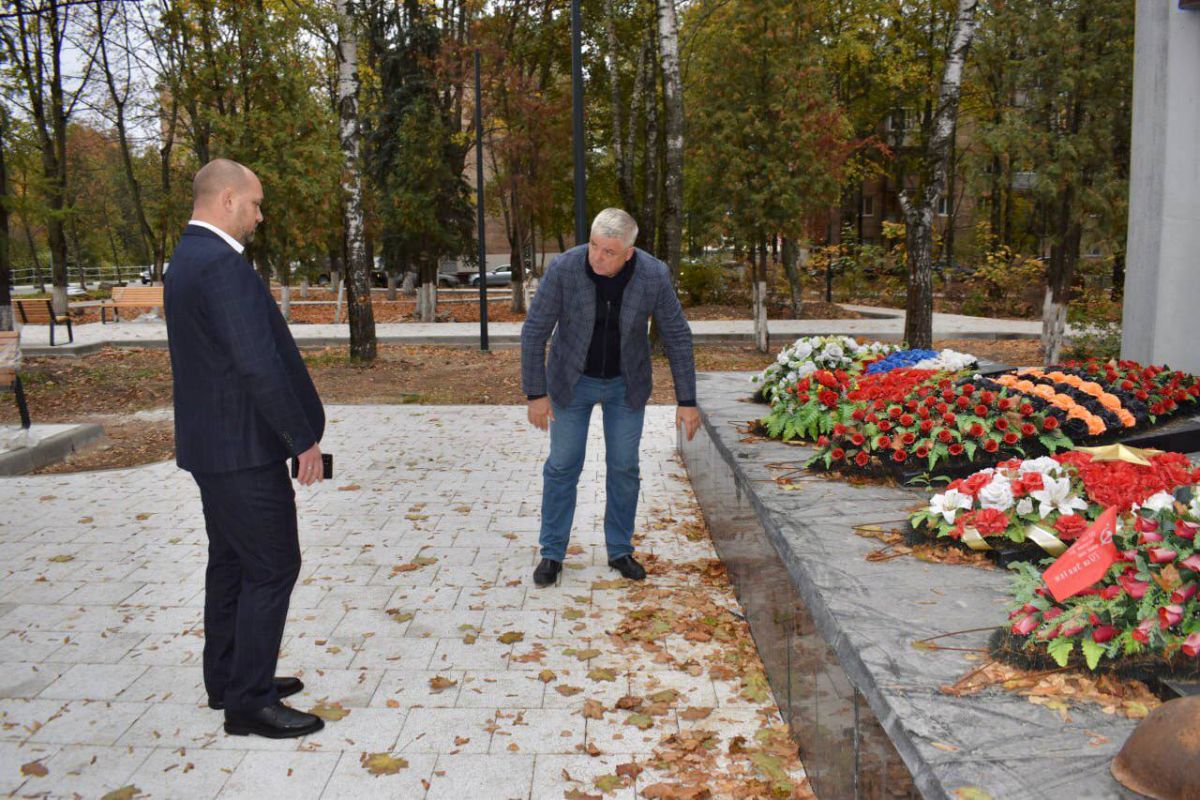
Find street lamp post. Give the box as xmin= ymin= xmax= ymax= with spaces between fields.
xmin=475 ymin=48 xmax=488 ymax=352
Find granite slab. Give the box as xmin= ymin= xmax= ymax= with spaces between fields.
xmin=680 ymin=372 xmax=1142 ymax=800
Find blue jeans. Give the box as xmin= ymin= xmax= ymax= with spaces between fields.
xmin=540 ymin=376 xmax=645 ymax=562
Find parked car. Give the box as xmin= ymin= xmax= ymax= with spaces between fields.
xmin=470 ymin=265 xmax=513 ymax=287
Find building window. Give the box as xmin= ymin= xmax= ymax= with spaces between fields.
xmin=861 ymin=196 xmax=874 ymax=217
xmin=936 ymin=196 xmax=950 ymax=217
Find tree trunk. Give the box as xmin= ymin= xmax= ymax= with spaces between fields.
xmin=416 ymin=260 xmax=438 ymax=322
xmin=639 ymin=40 xmax=659 ymax=254
xmin=656 ymin=0 xmax=684 ymax=287
xmin=0 ymin=110 xmax=10 ymax=332
xmin=1042 ymin=185 xmax=1081 ymax=364
xmin=782 ymin=237 xmax=803 ymax=319
xmin=752 ymin=241 xmax=769 ymax=353
xmin=387 ymin=271 xmax=398 ymax=300
xmin=281 ymin=284 xmax=291 ymax=321
xmin=900 ymin=0 xmax=979 ymax=350
xmin=605 ymin=0 xmax=636 ymax=215
xmin=335 ymin=0 xmax=377 ymax=361
xmin=510 ymin=209 xmax=526 ymax=313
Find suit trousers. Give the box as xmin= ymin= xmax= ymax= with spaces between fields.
xmin=192 ymin=462 xmax=301 ymax=713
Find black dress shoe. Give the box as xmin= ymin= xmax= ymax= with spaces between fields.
xmin=208 ymin=677 xmax=304 ymax=710
xmin=533 ymin=558 xmax=562 ymax=587
xmin=608 ymin=555 xmax=646 ymax=581
xmin=224 ymin=701 xmax=325 ymax=739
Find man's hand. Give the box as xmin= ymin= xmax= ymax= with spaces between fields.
xmin=528 ymin=396 xmax=555 ymax=431
xmin=677 ymin=406 xmax=701 ymax=441
xmin=296 ymin=442 xmax=324 ymax=486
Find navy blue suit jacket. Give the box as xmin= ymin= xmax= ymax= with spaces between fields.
xmin=165 ymin=225 xmax=324 ymax=474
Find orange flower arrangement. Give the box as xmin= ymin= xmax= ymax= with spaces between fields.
xmin=1018 ymin=369 xmax=1138 ymax=428
xmin=994 ymin=374 xmax=1108 ymax=436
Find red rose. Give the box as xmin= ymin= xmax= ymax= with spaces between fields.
xmin=920 ymin=420 xmax=934 ymax=434
xmin=936 ymin=402 xmax=949 ymax=414
xmin=888 ymin=406 xmax=902 ymax=419
xmin=855 ymin=451 xmax=870 ymax=468
xmin=981 ymin=391 xmax=995 ymax=404
xmin=831 ymin=448 xmax=846 ymax=461
xmin=974 ymin=404 xmax=989 ymax=417
xmin=892 ymin=449 xmax=907 ymax=463
xmin=1181 ymin=554 xmax=1200 ymax=572
xmin=1053 ymin=514 xmax=1088 ymax=540
xmin=1099 ymin=585 xmax=1124 ymax=600
xmin=998 ymin=398 xmax=1012 ymax=411
xmin=1159 ymin=604 xmax=1184 ymax=628
xmin=1091 ymin=625 xmax=1118 ymax=644
xmin=1003 ymin=432 xmax=1019 ymax=446
xmin=1012 ymin=614 xmax=1039 ymax=636
xmin=852 ymin=408 xmax=866 ymax=421
xmin=1149 ymin=547 xmax=1178 ymax=564
xmin=851 ymin=433 xmax=866 ymax=447
xmin=1170 ymin=583 xmax=1198 ymax=604
xmin=994 ymin=417 xmax=1009 ymax=431
xmin=1184 ymin=632 xmax=1200 ymax=658
xmin=797 ymin=394 xmax=810 ymax=404
xmin=1042 ymin=416 xmax=1059 ymax=431
xmin=938 ymin=429 xmax=954 ymax=444
xmin=942 ymin=389 xmax=955 ymax=402
xmin=982 ymin=438 xmax=999 ymax=453
xmin=968 ymin=423 xmax=985 ymax=438
xmin=796 ymin=378 xmax=811 ymax=392
xmin=817 ymin=435 xmax=830 ymax=447
xmin=1119 ymin=572 xmax=1149 ymax=599
xmin=972 ymin=508 xmax=1010 ymax=535
xmin=915 ymin=445 xmax=930 ymax=458
xmin=956 ymin=395 xmax=971 ymax=408
xmin=1175 ymin=520 xmax=1199 ymax=540
xmin=917 ymin=407 xmax=931 ymax=420
xmin=833 ymin=423 xmax=847 ymax=436
xmin=942 ymin=412 xmax=956 ymax=425
xmin=900 ymin=432 xmax=916 ymax=446
xmin=1138 ymin=529 xmax=1165 ymax=545
xmin=876 ymin=435 xmax=892 ymax=449
xmin=900 ymin=414 xmax=914 ymax=427
xmin=878 ymin=419 xmax=893 ymax=432
xmin=949 ymin=443 xmax=964 ymax=456
xmin=961 ymin=384 xmax=975 ymax=395
xmin=1020 ymin=423 xmax=1036 ymax=436
xmin=1020 ymin=403 xmax=1034 ymax=416
xmin=818 ymin=390 xmax=839 ymax=408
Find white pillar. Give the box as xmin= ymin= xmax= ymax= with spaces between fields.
xmin=1121 ymin=2 xmax=1200 ymax=372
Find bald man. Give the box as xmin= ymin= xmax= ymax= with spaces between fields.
xmin=164 ymin=159 xmax=326 ymax=739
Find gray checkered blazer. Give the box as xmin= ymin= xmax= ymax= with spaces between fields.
xmin=520 ymin=245 xmax=695 ymax=410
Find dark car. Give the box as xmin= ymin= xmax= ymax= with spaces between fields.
xmin=470 ymin=266 xmax=513 ymax=287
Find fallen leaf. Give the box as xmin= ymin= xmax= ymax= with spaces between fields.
xmin=615 ymin=762 xmax=642 ymax=779
xmin=642 ymin=783 xmax=711 ymax=799
xmin=615 ymin=695 xmax=642 ymax=711
xmin=454 ymin=736 xmax=470 ymax=746
xmin=573 ymin=648 xmax=601 ymax=661
xmin=555 ymin=685 xmax=583 ymax=697
xmin=429 ymin=676 xmax=458 ymax=693
xmin=48 ymin=555 xmax=74 ymax=563
xmin=20 ymin=761 xmax=48 ymax=777
xmin=386 ymin=698 xmax=400 ymax=709
xmin=582 ymin=699 xmax=606 ymax=719
xmin=593 ymin=773 xmax=625 ymax=793
xmin=679 ymin=706 xmax=712 ymax=721
xmin=135 ymin=513 xmax=151 ymax=521
xmin=362 ymin=753 xmax=408 ymax=775
xmin=648 ymin=689 xmax=678 ymax=705
xmin=386 ymin=609 xmax=414 ymax=623
xmin=78 ymin=516 xmax=93 ymax=524
xmin=101 ymin=788 xmax=141 ymax=800
xmin=338 ymin=484 xmax=361 ymax=491
xmin=953 ymin=789 xmax=994 ymax=800
xmin=931 ymin=741 xmax=959 ymax=752
xmin=564 ymin=789 xmax=602 ymax=800
xmin=624 ymin=713 xmax=653 ymax=730
xmin=588 ymin=668 xmax=616 ymax=682
xmin=591 ymin=579 xmax=625 ymax=590
xmin=309 ymin=701 xmax=351 ymax=721
xmin=498 ymin=631 xmax=524 ymax=644
xmin=563 ymin=609 xmax=585 ymax=620
xmin=584 ymin=741 xmax=602 ymax=757
xmin=538 ymin=669 xmax=557 ymax=683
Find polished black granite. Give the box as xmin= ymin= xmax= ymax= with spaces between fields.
xmin=680 ymin=373 xmax=1141 ymax=800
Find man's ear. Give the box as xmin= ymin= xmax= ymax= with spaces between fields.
xmin=220 ymin=187 xmax=235 ymax=212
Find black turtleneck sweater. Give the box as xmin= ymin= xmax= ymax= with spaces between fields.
xmin=583 ymin=254 xmax=636 ymax=379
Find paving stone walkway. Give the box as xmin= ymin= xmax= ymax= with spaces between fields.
xmin=0 ymin=406 xmax=808 ymax=799
xmin=15 ymin=305 xmax=1050 ymax=355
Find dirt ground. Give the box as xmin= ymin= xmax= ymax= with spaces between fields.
xmin=2 ymin=338 xmax=1042 ymax=474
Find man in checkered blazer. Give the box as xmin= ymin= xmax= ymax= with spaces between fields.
xmin=521 ymin=208 xmax=701 ymax=588
xmin=165 ymin=159 xmax=326 ymax=740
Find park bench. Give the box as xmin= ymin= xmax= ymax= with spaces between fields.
xmin=14 ymin=298 xmax=73 ymax=346
xmin=100 ymin=285 xmax=165 ymax=323
xmin=0 ymin=331 xmax=30 ymax=429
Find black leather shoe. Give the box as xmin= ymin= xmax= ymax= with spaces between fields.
xmin=224 ymin=701 xmax=325 ymax=739
xmin=533 ymin=558 xmax=562 ymax=587
xmin=209 ymin=677 xmax=304 ymax=710
xmin=608 ymin=555 xmax=646 ymax=581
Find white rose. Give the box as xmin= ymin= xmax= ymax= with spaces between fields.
xmin=1140 ymin=491 xmax=1176 ymax=513
xmin=1016 ymin=497 xmax=1035 ymax=516
xmin=977 ymin=476 xmax=1015 ymax=512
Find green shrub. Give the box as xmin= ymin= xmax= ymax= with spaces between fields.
xmin=678 ymin=258 xmax=726 ymax=305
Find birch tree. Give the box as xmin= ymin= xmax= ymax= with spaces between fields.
xmin=656 ymin=0 xmax=683 ymax=284
xmin=335 ymin=0 xmax=377 ymax=361
xmin=898 ymin=0 xmax=979 ymax=350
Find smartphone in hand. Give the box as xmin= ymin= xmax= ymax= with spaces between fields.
xmin=291 ymin=453 xmax=333 ymax=480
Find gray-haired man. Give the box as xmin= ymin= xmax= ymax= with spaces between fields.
xmin=521 ymin=208 xmax=700 ymax=587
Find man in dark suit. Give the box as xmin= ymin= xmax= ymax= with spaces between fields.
xmin=165 ymin=159 xmax=326 ymax=739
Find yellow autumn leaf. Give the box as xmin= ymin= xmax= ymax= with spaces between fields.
xmin=101 ymin=788 xmax=140 ymax=800
xmin=20 ymin=761 xmax=48 ymax=777
xmin=498 ymin=631 xmax=524 ymax=644
xmin=309 ymin=701 xmax=351 ymax=721
xmin=588 ymin=667 xmax=616 ymax=682
xmin=362 ymin=753 xmax=408 ymax=775
xmin=429 ymin=676 xmax=458 ymax=692
xmin=538 ymin=669 xmax=557 ymax=683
